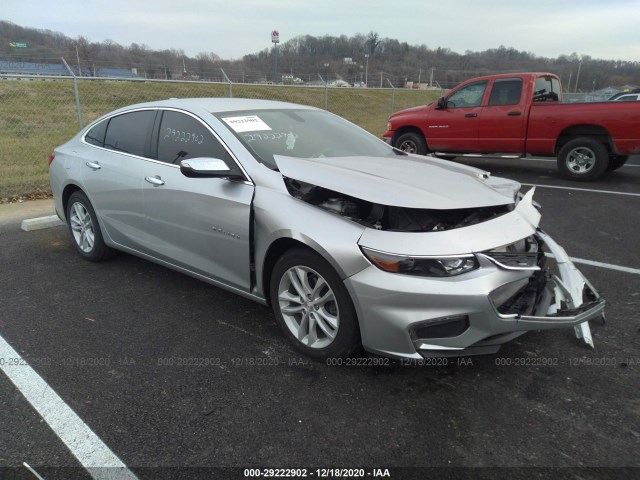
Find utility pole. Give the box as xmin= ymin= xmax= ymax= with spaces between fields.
xmin=429 ymin=67 xmax=434 ymax=88
xmin=575 ymin=60 xmax=582 ymax=93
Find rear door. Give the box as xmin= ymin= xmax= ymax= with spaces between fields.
xmin=81 ymin=109 xmax=156 ymax=251
xmin=425 ymin=80 xmax=488 ymax=152
xmin=142 ymin=109 xmax=254 ymax=291
xmin=477 ymin=77 xmax=527 ymax=152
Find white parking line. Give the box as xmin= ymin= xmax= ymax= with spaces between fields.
xmin=524 ymin=157 xmax=640 ymax=167
xmin=523 ymin=183 xmax=640 ymax=197
xmin=462 ymin=156 xmax=640 ymax=168
xmin=546 ymin=253 xmax=640 ymax=275
xmin=568 ymin=257 xmax=640 ymax=276
xmin=0 ymin=335 xmax=138 ymax=480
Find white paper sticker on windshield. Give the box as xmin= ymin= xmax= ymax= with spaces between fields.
xmin=222 ymin=115 xmax=272 ymax=133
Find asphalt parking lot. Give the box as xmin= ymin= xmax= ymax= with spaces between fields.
xmin=1 ymin=156 xmax=639 ymax=480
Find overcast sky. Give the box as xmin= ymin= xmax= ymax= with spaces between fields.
xmin=3 ymin=0 xmax=639 ymax=61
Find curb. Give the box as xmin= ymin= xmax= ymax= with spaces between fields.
xmin=21 ymin=215 xmax=65 ymax=232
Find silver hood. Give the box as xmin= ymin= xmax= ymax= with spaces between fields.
xmin=274 ymin=154 xmax=519 ymax=209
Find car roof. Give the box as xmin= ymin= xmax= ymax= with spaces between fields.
xmin=113 ymin=97 xmax=319 ymax=114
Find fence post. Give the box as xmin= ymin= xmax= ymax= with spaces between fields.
xmin=318 ymin=74 xmax=328 ymax=110
xmin=61 ymin=57 xmax=83 ymax=129
xmin=387 ymin=78 xmax=396 ymax=115
xmin=220 ymin=68 xmax=233 ymax=98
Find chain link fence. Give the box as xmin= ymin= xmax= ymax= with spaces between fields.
xmin=0 ymin=74 xmax=441 ymax=201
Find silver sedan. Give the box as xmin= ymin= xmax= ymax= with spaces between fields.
xmin=48 ymin=99 xmax=605 ymax=360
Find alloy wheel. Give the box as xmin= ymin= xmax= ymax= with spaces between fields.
xmin=277 ymin=266 xmax=339 ymax=349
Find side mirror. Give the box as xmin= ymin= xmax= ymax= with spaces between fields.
xmin=436 ymin=97 xmax=447 ymax=109
xmin=180 ymin=157 xmax=244 ymax=179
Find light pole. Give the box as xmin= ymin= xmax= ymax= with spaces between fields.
xmin=364 ymin=54 xmax=369 ymax=87
xmin=575 ymin=60 xmax=582 ymax=93
xmin=324 ymin=63 xmax=330 ymax=85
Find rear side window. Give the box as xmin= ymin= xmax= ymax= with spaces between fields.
xmin=85 ymin=120 xmax=107 ymax=147
xmin=104 ymin=110 xmax=156 ymax=157
xmin=488 ymin=78 xmax=523 ymax=106
xmin=157 ymin=110 xmax=231 ymax=164
xmin=533 ymin=77 xmax=560 ymax=102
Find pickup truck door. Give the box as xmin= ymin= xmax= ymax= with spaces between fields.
xmin=425 ymin=80 xmax=487 ymax=152
xmin=477 ymin=78 xmax=527 ymax=153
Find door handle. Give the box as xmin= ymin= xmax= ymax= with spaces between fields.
xmin=507 ymin=111 xmax=522 ymax=116
xmin=145 ymin=175 xmax=165 ymax=186
xmin=85 ymin=161 xmax=101 ymax=170
xmin=464 ymin=113 xmax=478 ymax=118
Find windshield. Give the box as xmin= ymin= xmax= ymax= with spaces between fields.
xmin=214 ymin=109 xmax=400 ymax=169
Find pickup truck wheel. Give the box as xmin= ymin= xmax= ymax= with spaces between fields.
xmin=607 ymin=155 xmax=629 ymax=172
xmin=395 ymin=132 xmax=427 ymax=155
xmin=557 ymin=138 xmax=609 ymax=181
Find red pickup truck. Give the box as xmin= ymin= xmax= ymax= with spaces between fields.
xmin=383 ymin=72 xmax=640 ymax=181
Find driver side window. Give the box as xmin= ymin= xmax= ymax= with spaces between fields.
xmin=157 ymin=110 xmax=231 ymax=164
xmin=447 ymin=81 xmax=488 ymax=108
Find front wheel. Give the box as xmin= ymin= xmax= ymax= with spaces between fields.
xmin=395 ymin=132 xmax=427 ymax=155
xmin=66 ymin=191 xmax=114 ymax=262
xmin=557 ymin=137 xmax=609 ymax=181
xmin=270 ymin=248 xmax=361 ymax=359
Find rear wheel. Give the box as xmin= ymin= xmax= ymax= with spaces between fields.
xmin=395 ymin=132 xmax=427 ymax=155
xmin=557 ymin=137 xmax=609 ymax=181
xmin=270 ymin=248 xmax=361 ymax=359
xmin=66 ymin=191 xmax=114 ymax=262
xmin=607 ymin=155 xmax=629 ymax=172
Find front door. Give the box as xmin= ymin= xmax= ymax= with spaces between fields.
xmin=142 ymin=110 xmax=254 ymax=291
xmin=425 ymin=80 xmax=488 ymax=152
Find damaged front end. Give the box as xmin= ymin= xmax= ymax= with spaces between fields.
xmin=274 ymin=154 xmax=604 ymax=358
xmin=283 ymin=176 xmax=513 ymax=232
xmin=484 ymin=230 xmax=605 ymax=350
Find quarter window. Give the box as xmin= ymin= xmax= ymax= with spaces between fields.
xmin=85 ymin=119 xmax=108 ymax=147
xmin=488 ymin=79 xmax=523 ymax=106
xmin=157 ymin=111 xmax=231 ymax=164
xmin=103 ymin=110 xmax=156 ymax=157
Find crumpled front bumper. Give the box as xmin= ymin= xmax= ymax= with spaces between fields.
xmin=345 ymin=230 xmax=605 ymax=360
xmin=490 ymin=230 xmax=604 ymax=348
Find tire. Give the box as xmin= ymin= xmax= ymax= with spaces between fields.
xmin=557 ymin=137 xmax=609 ymax=181
xmin=607 ymin=155 xmax=629 ymax=172
xmin=270 ymin=248 xmax=361 ymax=359
xmin=66 ymin=191 xmax=114 ymax=262
xmin=434 ymin=154 xmax=458 ymax=160
xmin=395 ymin=132 xmax=428 ymax=155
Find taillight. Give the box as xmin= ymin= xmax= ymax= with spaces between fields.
xmin=47 ymin=153 xmax=55 ymax=166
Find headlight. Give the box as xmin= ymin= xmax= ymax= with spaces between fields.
xmin=361 ymin=247 xmax=479 ymax=277
xmin=387 ymin=121 xmax=393 ymax=131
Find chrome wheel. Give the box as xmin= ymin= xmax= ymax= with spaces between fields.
xmin=69 ymin=201 xmax=95 ymax=253
xmin=399 ymin=139 xmax=417 ymax=153
xmin=277 ymin=266 xmax=339 ymax=349
xmin=565 ymin=146 xmax=596 ymax=174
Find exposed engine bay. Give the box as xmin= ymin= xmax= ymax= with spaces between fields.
xmin=284 ymin=177 xmax=514 ymax=232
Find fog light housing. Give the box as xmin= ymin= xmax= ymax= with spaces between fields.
xmin=412 ymin=315 xmax=470 ymax=339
